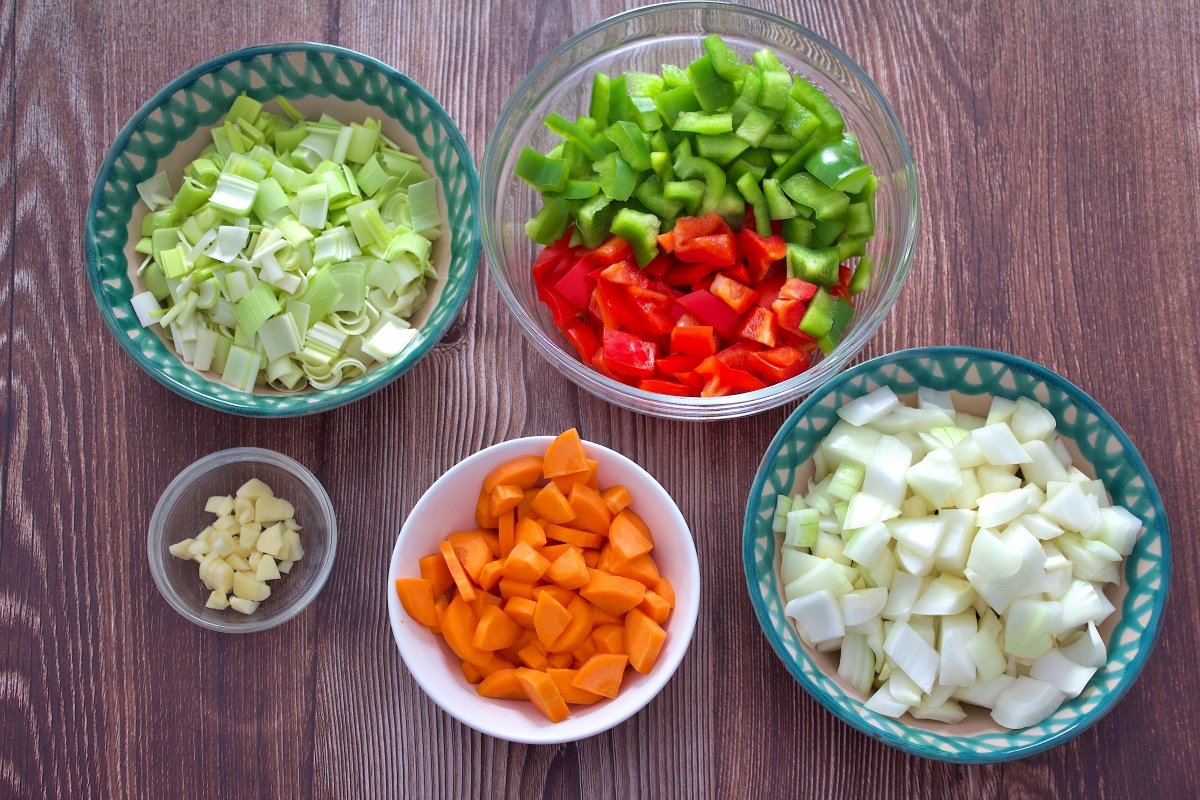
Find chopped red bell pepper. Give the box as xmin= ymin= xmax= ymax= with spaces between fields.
xmin=709 ymin=274 xmax=758 ymax=314
xmin=722 ymin=263 xmax=753 ymax=286
xmin=738 ymin=306 xmax=779 ymax=348
xmin=672 ymin=212 xmax=731 ymax=243
xmin=747 ymin=345 xmax=811 ymax=383
xmin=694 ymin=356 xmax=766 ymax=397
xmin=637 ymin=378 xmax=692 ymax=396
xmin=625 ymin=285 xmax=675 ymax=336
xmin=779 ymin=278 xmax=820 ymax=302
xmin=599 ymin=260 xmax=651 ymax=288
xmin=602 ymin=328 xmax=657 ymax=379
xmin=713 ymin=341 xmax=763 ymax=372
xmin=675 ymin=233 xmax=737 ymax=267
xmin=664 ymin=258 xmax=720 ymax=288
xmin=830 ymin=264 xmax=855 ymax=299
xmin=674 ymin=290 xmax=741 ymax=338
xmin=755 ymin=274 xmax=787 ymax=309
xmin=669 ymin=325 xmax=718 ymax=357
xmin=644 ymin=253 xmax=672 ymax=278
xmin=656 ymin=231 xmax=676 ymax=253
xmin=674 ymin=311 xmax=704 ymax=327
xmin=593 ymin=235 xmax=635 ymax=265
xmin=771 ymin=278 xmax=821 ymax=335
xmin=537 ymin=283 xmax=579 ymax=327
xmin=560 ymin=318 xmax=600 ymax=361
xmin=738 ymin=227 xmax=788 ymax=282
xmin=554 ymin=258 xmax=596 ymax=309
xmin=656 ymin=352 xmax=706 ymax=376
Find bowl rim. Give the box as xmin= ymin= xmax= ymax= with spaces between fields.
xmin=385 ymin=434 xmax=701 ymax=744
xmin=85 ymin=41 xmax=481 ymax=418
xmin=148 ymin=446 xmax=338 ymax=633
xmin=741 ymin=345 xmax=1172 ymax=763
xmin=480 ymin=0 xmax=919 ymax=419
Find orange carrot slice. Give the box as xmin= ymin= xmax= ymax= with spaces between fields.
xmin=503 ymin=540 xmax=551 ymax=583
xmin=504 ymin=596 xmax=537 ymax=628
xmin=498 ymin=509 xmax=516 ymax=557
xmin=547 ymin=596 xmax=594 ymax=654
xmin=568 ymin=483 xmax=613 ymax=534
xmin=601 ymin=486 xmax=633 ymax=515
xmin=394 ymin=578 xmax=439 ymax=628
xmin=516 ymin=640 xmax=549 ymax=670
xmin=543 ymin=428 xmax=589 ymax=478
xmin=441 ymin=595 xmax=491 ymax=666
xmin=611 ymin=553 xmax=661 ymax=587
xmin=447 ymin=531 xmax=494 ymax=583
xmin=498 ymin=578 xmax=536 ymax=600
xmin=638 ymin=589 xmax=672 ymax=625
xmin=483 ymin=455 xmax=545 ymax=494
xmin=608 ymin=513 xmax=653 ymax=563
xmin=531 ymin=483 xmax=576 ymax=524
xmin=477 ymin=668 xmax=526 ymax=700
xmin=475 ymin=488 xmax=499 ymax=528
xmin=653 ymin=577 xmax=676 ymax=608
xmin=625 ymin=607 xmax=667 ymax=674
xmin=544 ymin=523 xmax=605 ymax=549
xmin=478 ymin=560 xmax=504 ymax=592
xmin=515 ymin=668 xmax=570 ymax=722
xmin=591 ymin=624 xmax=626 ymax=655
xmin=551 ymin=459 xmax=598 ymax=493
xmin=419 ymin=553 xmax=455 ymax=596
xmin=546 ymin=547 xmax=590 ymax=590
xmin=533 ymin=590 xmax=573 ymax=648
xmin=489 ymin=483 xmax=525 ymax=517
xmin=580 ymin=569 xmax=646 ymax=616
xmin=439 ymin=541 xmax=477 ymax=602
xmin=547 ymin=668 xmax=605 ymax=705
xmin=515 ymin=516 xmax=547 ymax=548
xmin=572 ymin=654 xmax=628 ymax=699
xmin=473 ymin=605 xmax=522 ymax=651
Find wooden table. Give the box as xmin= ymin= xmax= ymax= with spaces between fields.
xmin=4 ymin=0 xmax=1198 ymax=797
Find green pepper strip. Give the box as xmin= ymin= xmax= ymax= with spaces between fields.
xmin=610 ymin=208 xmax=661 ymax=267
xmin=544 ymin=113 xmax=606 ymax=161
xmin=515 ymin=147 xmax=569 ymax=192
xmin=791 ymin=75 xmax=845 ymax=138
xmin=780 ymin=172 xmax=850 ymax=221
xmin=674 ymin=150 xmax=727 ymax=214
xmin=787 ymin=243 xmax=841 ymax=286
xmin=762 ymin=178 xmax=797 ymax=220
xmin=734 ymin=172 xmax=772 ymax=237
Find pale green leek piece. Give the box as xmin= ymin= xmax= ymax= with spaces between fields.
xmin=131 ymin=94 xmax=441 ymax=392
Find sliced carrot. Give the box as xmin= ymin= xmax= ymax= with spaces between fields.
xmin=478 ymin=654 xmax=515 ymax=677
xmin=546 ymin=546 xmax=590 ymax=590
xmin=601 ymin=486 xmax=633 ymax=515
xmin=531 ymin=585 xmax=577 ymax=607
xmin=475 ymin=488 xmax=499 ymax=529
xmin=542 ymin=427 xmax=589 ymax=478
xmin=583 ymin=549 xmax=601 ymax=568
xmin=515 ymin=668 xmax=570 ymax=723
xmin=547 ymin=652 xmax=574 ymax=669
xmin=469 ymin=589 xmax=502 ymax=618
xmin=572 ymin=654 xmax=628 ymax=699
xmin=419 ymin=554 xmax=455 ymax=596
xmin=515 ymin=516 xmax=547 ymax=548
xmin=394 ymin=578 xmax=439 ymax=628
xmin=638 ymin=590 xmax=672 ymax=625
xmin=533 ymin=591 xmax=573 ymax=648
xmin=461 ymin=660 xmax=483 ymax=684
xmin=504 ymin=596 xmax=537 ymax=628
xmin=608 ymin=513 xmax=653 ymax=563
xmin=544 ymin=523 xmax=604 ymax=549
xmin=653 ymin=577 xmax=676 ymax=608
xmin=498 ymin=509 xmax=516 ymax=558
xmin=475 ymin=529 xmax=502 ymax=557
xmin=580 ymin=569 xmax=646 ymax=616
xmin=590 ymin=605 xmax=620 ymax=625
xmin=611 ymin=553 xmax=661 ymax=588
xmin=547 ymin=596 xmax=595 ymax=654
xmin=531 ymin=483 xmax=576 ymax=525
xmin=592 ymin=624 xmax=626 ymax=655
xmin=516 ymin=640 xmax=549 ymax=670
xmin=503 ymin=540 xmax=551 ymax=583
xmin=498 ymin=578 xmax=535 ymax=600
xmin=430 ymin=595 xmax=449 ymax=635
xmin=616 ymin=509 xmax=653 ymax=542
xmin=483 ymin=455 xmax=545 ymax=494
xmin=439 ymin=541 xmax=477 ymax=602
xmin=547 ymin=668 xmax=604 ymax=705
xmin=551 ymin=459 xmax=598 ymax=493
xmin=473 ymin=605 xmax=522 ymax=651
xmin=540 ymin=543 xmax=574 ymax=562
xmin=441 ymin=595 xmax=491 ymax=666
xmin=625 ymin=608 xmax=668 ymax=674
xmin=571 ymin=638 xmax=597 ymax=666
xmin=516 ymin=488 xmax=540 ymax=520
xmin=478 ymin=560 xmax=504 ymax=592
xmin=477 ymin=668 xmax=526 ymax=700
xmin=447 ymin=531 xmax=494 ymax=583
xmin=568 ymin=483 xmax=613 ymax=534
xmin=489 ymin=483 xmax=525 ymax=517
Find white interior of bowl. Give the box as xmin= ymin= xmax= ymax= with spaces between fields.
xmin=774 ymin=389 xmax=1129 ymax=736
xmin=386 ymin=436 xmax=700 ymax=745
xmin=124 ymin=53 xmax=452 ymax=396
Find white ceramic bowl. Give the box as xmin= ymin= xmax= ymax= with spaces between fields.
xmin=386 ymin=435 xmax=700 ymax=744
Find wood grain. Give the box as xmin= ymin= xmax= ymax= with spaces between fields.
xmin=2 ymin=0 xmax=1199 ymax=797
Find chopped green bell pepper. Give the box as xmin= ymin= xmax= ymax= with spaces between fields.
xmin=787 ymin=243 xmax=840 ymax=286
xmin=703 ymin=34 xmax=745 ymax=82
xmin=653 ymin=84 xmax=702 ymax=126
xmin=686 ymin=55 xmax=738 ymax=111
xmin=799 ymin=288 xmax=839 ymax=338
xmin=577 ymin=193 xmax=619 ymax=249
xmin=781 ymin=216 xmax=815 ymax=246
xmin=515 ymin=147 xmax=569 ymax=192
xmin=595 ymin=151 xmax=637 ymax=201
xmin=848 ymin=255 xmax=873 ymax=295
xmin=605 ymin=121 xmax=653 ymax=171
xmin=696 ymin=134 xmax=750 ymax=165
xmin=524 ymin=197 xmax=572 ymax=245
xmin=790 ymin=75 xmax=844 ymax=138
xmin=780 ymin=172 xmax=850 ymax=220
xmin=762 ymin=178 xmax=797 ymax=220
xmin=734 ymin=172 xmax=772 ymax=236
xmin=611 ymin=208 xmax=661 ymax=266
xmin=545 ymin=113 xmax=607 ymax=161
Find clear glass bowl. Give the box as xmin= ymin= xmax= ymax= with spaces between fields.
xmin=148 ymin=447 xmax=337 ymax=633
xmin=481 ymin=1 xmax=918 ymax=420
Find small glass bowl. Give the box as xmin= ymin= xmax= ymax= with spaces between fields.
xmin=481 ymin=1 xmax=918 ymax=419
xmin=148 ymin=447 xmax=337 ymax=633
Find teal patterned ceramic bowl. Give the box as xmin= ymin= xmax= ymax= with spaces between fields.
xmin=743 ymin=346 xmax=1170 ymax=763
xmin=85 ymin=43 xmax=480 ymax=416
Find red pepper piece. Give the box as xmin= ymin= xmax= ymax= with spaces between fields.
xmin=669 ymin=325 xmax=718 ymax=357
xmin=674 ymin=369 xmax=706 ymax=390
xmin=747 ymin=346 xmax=811 ymax=383
xmin=590 ymin=287 xmax=621 ymax=330
xmin=602 ymin=328 xmax=657 ymax=379
xmin=644 ymin=253 xmax=673 ymax=278
xmin=593 ymin=235 xmax=635 ymax=265
xmin=672 ymin=213 xmax=732 ymax=243
xmin=723 ymin=263 xmax=753 ymax=286
xmin=780 ymin=278 xmax=819 ymax=302
xmin=674 ymin=311 xmax=704 ymax=327
xmin=738 ymin=306 xmax=779 ymax=348
xmin=674 ymin=290 xmax=741 ymax=338
xmin=831 ymin=264 xmax=854 ymax=299
xmin=537 ymin=283 xmax=579 ymax=327
xmin=714 ymin=341 xmax=763 ymax=372
xmin=637 ymin=378 xmax=692 ymax=396
xmin=675 ymin=233 xmax=737 ymax=267
xmin=771 ymin=278 xmax=821 ymax=334
xmin=664 ymin=258 xmax=720 ymax=288
xmin=754 ymin=274 xmax=787 ymax=310
xmin=656 ymin=231 xmax=676 ymax=253
xmin=554 ymin=259 xmax=597 ymax=309
xmin=656 ymin=352 xmax=706 ymax=376
xmin=709 ymin=274 xmax=758 ymax=314
xmin=625 ymin=285 xmax=676 ymax=336
xmin=561 ymin=318 xmax=601 ymax=362
xmin=738 ymin=227 xmax=788 ymax=283
xmin=694 ymin=356 xmax=767 ymax=397
xmin=599 ymin=260 xmax=652 ymax=288
xmin=590 ymin=350 xmax=625 ymax=383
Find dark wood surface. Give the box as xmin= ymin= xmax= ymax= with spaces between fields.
xmin=3 ymin=0 xmax=1199 ymax=797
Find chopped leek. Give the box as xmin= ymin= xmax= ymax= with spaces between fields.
xmin=129 ymin=93 xmax=443 ymax=392
xmin=775 ymin=388 xmax=1142 ymax=730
